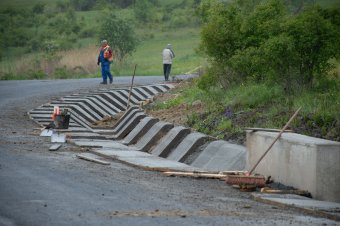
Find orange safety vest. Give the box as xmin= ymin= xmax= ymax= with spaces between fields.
xmin=103 ymin=45 xmax=112 ymax=60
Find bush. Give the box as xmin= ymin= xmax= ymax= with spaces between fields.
xmin=197 ymin=72 xmax=218 ymax=91
xmin=26 ymin=70 xmax=47 ymax=80
xmin=54 ymin=66 xmax=69 ymax=79
xmin=199 ymin=0 xmax=340 ymax=90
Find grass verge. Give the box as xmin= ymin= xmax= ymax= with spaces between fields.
xmin=146 ymin=79 xmax=340 ymax=144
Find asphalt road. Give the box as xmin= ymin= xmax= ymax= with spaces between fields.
xmin=0 ymin=78 xmax=336 ymax=226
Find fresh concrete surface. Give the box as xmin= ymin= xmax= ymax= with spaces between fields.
xmin=133 ymin=121 xmax=174 ymax=152
xmin=121 ymin=117 xmax=159 ymax=145
xmin=166 ymin=132 xmax=208 ymax=162
xmin=252 ymin=193 xmax=340 ymax=221
xmin=247 ymin=131 xmax=340 ymax=203
xmin=191 ymin=140 xmax=246 ymax=171
xmin=151 ymin=126 xmax=191 ymax=157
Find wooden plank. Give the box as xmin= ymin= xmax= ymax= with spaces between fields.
xmin=244 ymin=128 xmax=293 ymax=133
xmin=260 ymin=188 xmax=311 ymax=197
xmin=220 ymin=171 xmax=248 ymax=175
xmin=49 ymin=144 xmax=62 ymax=151
xmin=76 ymin=154 xmax=110 ymax=165
xmin=162 ymin=171 xmax=228 ymax=179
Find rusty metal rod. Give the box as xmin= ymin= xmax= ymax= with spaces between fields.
xmin=248 ymin=107 xmax=301 ymax=175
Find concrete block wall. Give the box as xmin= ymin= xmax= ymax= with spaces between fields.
xmin=246 ymin=131 xmax=340 ymax=203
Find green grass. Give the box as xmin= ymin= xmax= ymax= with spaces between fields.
xmin=167 ymin=80 xmax=340 ymax=142
xmin=0 ymin=26 xmax=204 ymax=79
xmin=119 ymin=27 xmax=204 ymax=76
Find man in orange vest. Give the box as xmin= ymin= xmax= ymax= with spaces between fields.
xmin=97 ymin=40 xmax=113 ymax=84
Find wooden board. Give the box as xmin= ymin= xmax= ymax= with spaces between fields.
xmin=244 ymin=128 xmax=293 ymax=133
xmin=162 ymin=171 xmax=228 ymax=179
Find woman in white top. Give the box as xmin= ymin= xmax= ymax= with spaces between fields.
xmin=162 ymin=44 xmax=175 ymax=81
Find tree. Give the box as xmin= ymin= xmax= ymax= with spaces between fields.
xmin=99 ymin=13 xmax=138 ymax=61
xmin=199 ymin=0 xmax=339 ymax=90
xmin=285 ymin=6 xmax=339 ymax=87
xmin=261 ymin=34 xmax=297 ymax=93
xmin=199 ymin=1 xmax=244 ymax=64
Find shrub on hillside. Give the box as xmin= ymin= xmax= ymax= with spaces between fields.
xmin=199 ymin=0 xmax=340 ymax=91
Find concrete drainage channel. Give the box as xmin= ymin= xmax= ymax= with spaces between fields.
xmin=28 ymin=83 xmax=340 ymax=221
xmin=29 ymin=83 xmax=247 ymax=173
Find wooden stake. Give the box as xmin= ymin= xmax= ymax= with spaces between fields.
xmin=126 ymin=64 xmax=137 ymax=110
xmin=249 ymin=107 xmax=301 ymax=175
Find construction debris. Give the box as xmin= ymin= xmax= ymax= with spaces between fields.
xmin=260 ymin=187 xmax=312 ymax=197
xmin=92 ymin=113 xmax=124 ymax=127
xmin=51 ymin=133 xmax=66 ymax=143
xmin=76 ymin=153 xmax=110 ymax=165
xmin=49 ymin=144 xmax=62 ymax=151
xmin=162 ymin=170 xmax=247 ymax=179
xmin=244 ymin=128 xmax=293 ymax=133
xmin=226 ymin=175 xmax=266 ymax=187
xmin=163 ymin=171 xmax=227 ymax=179
xmin=40 ymin=129 xmax=53 ymax=137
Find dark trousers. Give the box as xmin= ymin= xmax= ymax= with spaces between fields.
xmin=163 ymin=64 xmax=172 ymax=81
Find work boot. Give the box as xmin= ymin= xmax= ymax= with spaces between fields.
xmin=109 ymin=79 xmax=113 ymax=84
xmin=100 ymin=81 xmax=107 ymax=84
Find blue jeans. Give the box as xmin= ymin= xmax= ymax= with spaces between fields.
xmin=101 ymin=63 xmax=113 ymax=82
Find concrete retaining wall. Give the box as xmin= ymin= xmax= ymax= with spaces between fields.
xmin=247 ymin=131 xmax=340 ymax=203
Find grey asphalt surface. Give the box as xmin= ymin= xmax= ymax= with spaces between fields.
xmin=0 ymin=77 xmax=337 ymax=226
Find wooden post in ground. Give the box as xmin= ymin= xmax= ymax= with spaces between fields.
xmin=126 ymin=64 xmax=137 ymax=110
